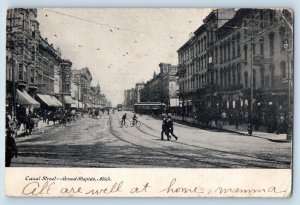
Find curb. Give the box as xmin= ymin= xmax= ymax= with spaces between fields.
xmin=172 ymin=118 xmax=290 ymax=143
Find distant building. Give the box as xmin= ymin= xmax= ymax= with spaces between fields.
xmin=140 ymin=63 xmax=179 ymax=108
xmin=134 ymin=83 xmax=145 ymax=103
xmin=124 ymin=88 xmax=135 ymax=107
xmin=70 ymin=67 xmax=92 ymax=108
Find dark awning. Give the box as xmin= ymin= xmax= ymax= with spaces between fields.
xmin=17 ymin=89 xmax=40 ymax=108
xmin=64 ymin=96 xmax=75 ymax=104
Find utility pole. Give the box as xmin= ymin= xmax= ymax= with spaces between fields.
xmin=249 ymin=32 xmax=254 ymax=136
xmin=283 ymin=39 xmax=292 ymax=140
xmin=61 ymin=66 xmax=65 ymax=110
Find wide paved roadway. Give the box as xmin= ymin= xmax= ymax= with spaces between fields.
xmin=12 ymin=111 xmax=291 ymax=168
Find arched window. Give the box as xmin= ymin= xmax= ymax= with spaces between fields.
xmin=243 ymin=44 xmax=248 ymax=60
xmin=228 ymin=67 xmax=231 ymax=86
xmin=260 ymin=67 xmax=265 ymax=88
xmin=227 ymin=39 xmax=231 ymax=61
xmin=220 ymin=68 xmax=223 ymax=88
xmin=232 ymin=65 xmax=236 ymax=85
xmin=204 ymin=54 xmax=206 ymax=69
xmin=215 ymin=46 xmax=218 ymax=64
xmin=237 ymin=32 xmax=241 ymax=57
xmin=220 ymin=44 xmax=223 ymax=63
xmin=253 ymin=69 xmax=257 ymax=89
xmin=280 ymin=61 xmax=286 ymax=78
xmin=269 ymin=32 xmax=275 ymax=56
xmin=232 ymin=36 xmax=236 ymax=59
xmin=270 ymin=64 xmax=275 ymax=86
xmin=259 ymin=38 xmax=264 ymax=55
xmin=224 ymin=42 xmax=227 ymax=62
xmin=244 ymin=71 xmax=248 ymax=88
xmin=224 ymin=67 xmax=227 ymax=87
xmin=216 ymin=70 xmax=219 ymax=86
xmin=237 ymin=64 xmax=241 ymax=85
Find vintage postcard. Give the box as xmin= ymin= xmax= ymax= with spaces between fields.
xmin=5 ymin=8 xmax=293 ymax=197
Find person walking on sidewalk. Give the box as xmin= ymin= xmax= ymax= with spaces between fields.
xmin=222 ymin=111 xmax=227 ymax=126
xmin=166 ymin=116 xmax=178 ymax=141
xmin=121 ymin=113 xmax=127 ymax=126
xmin=161 ymin=116 xmax=169 ymax=140
xmin=5 ymin=129 xmax=18 ymax=167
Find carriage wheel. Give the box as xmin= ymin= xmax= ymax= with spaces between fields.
xmin=130 ymin=121 xmax=134 ymax=127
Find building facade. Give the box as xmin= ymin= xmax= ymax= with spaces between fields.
xmin=70 ymin=67 xmax=92 ymax=108
xmin=177 ymin=8 xmax=293 ymax=127
xmin=6 ymin=8 xmax=67 ymax=114
xmin=124 ymin=88 xmax=135 ymax=108
xmin=140 ymin=63 xmax=179 ymax=109
xmin=134 ymin=83 xmax=145 ymax=104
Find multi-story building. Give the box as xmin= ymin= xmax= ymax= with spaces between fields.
xmin=70 ymin=67 xmax=92 ymax=108
xmin=140 ymin=63 xmax=179 ymax=109
xmin=160 ymin=63 xmax=179 ymax=107
xmin=134 ymin=83 xmax=145 ymax=104
xmin=90 ymin=83 xmax=101 ymax=108
xmin=124 ymin=88 xmax=135 ymax=108
xmin=59 ymin=59 xmax=73 ymax=108
xmin=177 ymin=8 xmax=293 ymax=126
xmin=6 ymin=8 xmax=68 ymax=114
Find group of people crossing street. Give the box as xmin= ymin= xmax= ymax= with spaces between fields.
xmin=121 ymin=112 xmax=178 ymax=141
xmin=161 ymin=115 xmax=178 ymax=141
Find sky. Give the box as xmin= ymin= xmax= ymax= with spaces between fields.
xmin=37 ymin=8 xmax=212 ymax=106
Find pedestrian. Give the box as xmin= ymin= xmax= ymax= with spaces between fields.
xmin=166 ymin=116 xmax=178 ymax=141
xmin=235 ymin=110 xmax=240 ymax=130
xmin=161 ymin=116 xmax=169 ymax=140
xmin=122 ymin=113 xmax=127 ymax=126
xmin=5 ymin=129 xmax=18 ymax=167
xmin=133 ymin=113 xmax=138 ymax=125
xmin=222 ymin=111 xmax=227 ymax=125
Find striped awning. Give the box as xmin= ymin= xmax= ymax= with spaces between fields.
xmin=17 ymin=90 xmax=40 ymax=108
xmin=64 ymin=96 xmax=75 ymax=104
xmin=37 ymin=94 xmax=57 ymax=107
xmin=51 ymin=96 xmax=62 ymax=107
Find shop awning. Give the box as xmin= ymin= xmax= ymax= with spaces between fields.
xmin=71 ymin=100 xmax=83 ymax=108
xmin=51 ymin=96 xmax=62 ymax=107
xmin=37 ymin=94 xmax=58 ymax=107
xmin=86 ymin=103 xmax=92 ymax=108
xmin=64 ymin=96 xmax=75 ymax=104
xmin=17 ymin=89 xmax=40 ymax=108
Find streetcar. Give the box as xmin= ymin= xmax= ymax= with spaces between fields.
xmin=117 ymin=104 xmax=123 ymax=111
xmin=133 ymin=102 xmax=166 ymax=115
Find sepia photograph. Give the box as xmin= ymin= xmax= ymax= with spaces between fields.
xmin=5 ymin=8 xmax=293 ymax=169
xmin=3 ymin=7 xmax=295 ymax=198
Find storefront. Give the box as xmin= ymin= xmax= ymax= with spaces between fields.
xmin=16 ymin=89 xmax=40 ymax=116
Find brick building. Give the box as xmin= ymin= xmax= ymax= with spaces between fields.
xmin=140 ymin=63 xmax=179 ymax=109
xmin=6 ymin=9 xmax=67 ymax=114
xmin=177 ymin=8 xmax=293 ymax=127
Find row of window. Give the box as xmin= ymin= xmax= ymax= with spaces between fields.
xmin=179 ymin=35 xmax=208 ymax=63
xmin=180 ymin=63 xmax=282 ymax=94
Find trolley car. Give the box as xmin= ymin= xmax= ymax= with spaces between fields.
xmin=133 ymin=102 xmax=166 ymax=115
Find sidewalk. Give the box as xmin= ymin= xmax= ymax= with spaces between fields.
xmin=169 ymin=115 xmax=289 ymax=143
xmin=15 ymin=120 xmax=56 ymax=138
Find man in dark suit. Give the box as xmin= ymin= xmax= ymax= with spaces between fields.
xmin=161 ymin=116 xmax=169 ymax=141
xmin=166 ymin=116 xmax=178 ymax=141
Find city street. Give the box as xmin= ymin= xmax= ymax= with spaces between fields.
xmin=12 ymin=111 xmax=291 ymax=168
